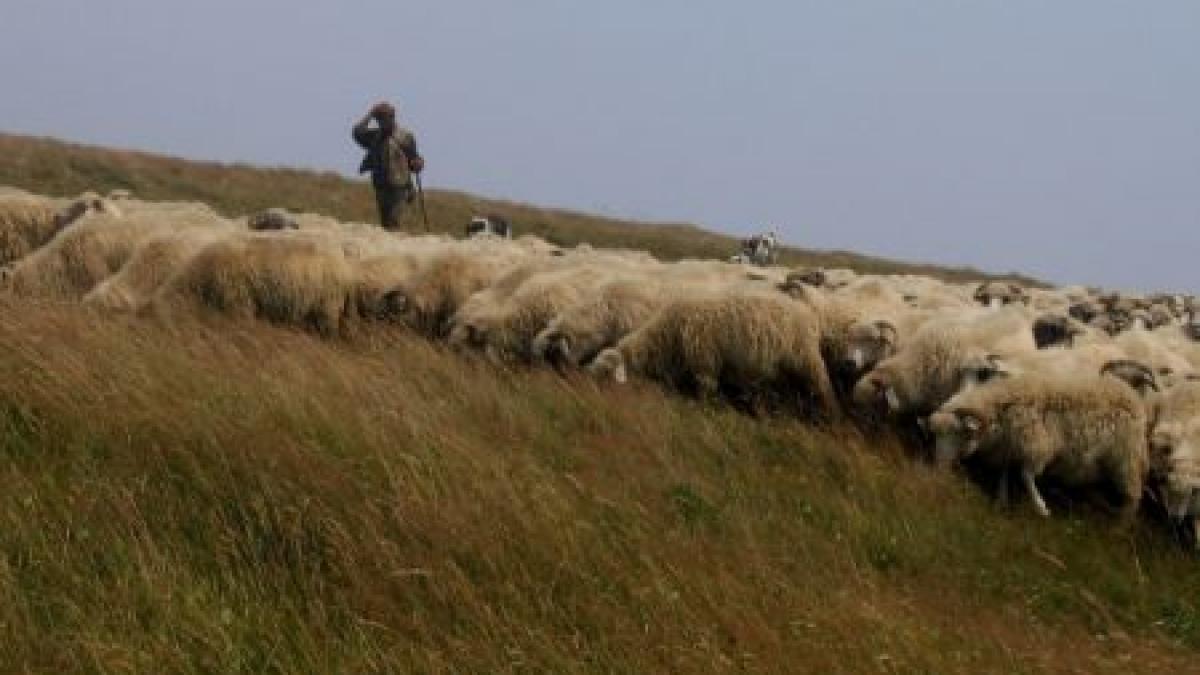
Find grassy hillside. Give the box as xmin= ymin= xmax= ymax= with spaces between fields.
xmin=0 ymin=301 xmax=1197 ymax=673
xmin=0 ymin=133 xmax=1038 ymax=285
xmin=0 ymin=133 xmax=1193 ymax=673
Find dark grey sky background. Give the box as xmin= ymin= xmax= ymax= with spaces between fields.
xmin=2 ymin=1 xmax=1197 ymax=291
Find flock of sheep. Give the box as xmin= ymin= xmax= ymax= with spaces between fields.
xmin=3 ymin=187 xmax=1200 ymax=548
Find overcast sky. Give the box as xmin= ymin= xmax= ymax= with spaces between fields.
xmin=2 ymin=1 xmax=1197 ymax=291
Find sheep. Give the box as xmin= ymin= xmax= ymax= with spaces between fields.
xmin=447 ymin=262 xmax=620 ymax=364
xmin=1113 ymin=328 xmax=1196 ymax=386
xmin=364 ymin=245 xmax=527 ymax=336
xmin=851 ymin=306 xmax=1036 ymax=421
xmin=2 ymin=208 xmax=171 ymax=299
xmin=927 ymin=369 xmax=1149 ymax=522
xmin=149 ymin=232 xmax=354 ymax=335
xmin=973 ymin=281 xmax=1029 ymax=309
xmin=781 ymin=280 xmax=935 ymax=396
xmin=1032 ymin=313 xmax=1089 ymax=349
xmin=1148 ymin=380 xmax=1200 ymax=547
xmin=532 ymin=276 xmax=668 ymax=369
xmin=961 ymin=347 xmax=1161 ymax=401
xmin=247 ymin=208 xmax=300 ymax=231
xmin=587 ymin=289 xmax=839 ymax=418
xmin=0 ymin=192 xmax=63 ymax=265
xmin=82 ymin=224 xmax=237 ymax=312
xmin=0 ymin=190 xmax=119 ymax=266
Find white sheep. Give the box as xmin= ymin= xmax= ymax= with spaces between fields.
xmin=851 ymin=306 xmax=1036 ymax=420
xmin=82 ymin=223 xmax=237 ymax=312
xmin=928 ymin=369 xmax=1149 ymax=522
xmin=364 ymin=244 xmax=529 ymax=336
xmin=532 ymin=275 xmax=669 ymax=369
xmin=587 ymin=289 xmax=839 ymax=418
xmin=3 ymin=206 xmax=169 ymax=299
xmin=1148 ymin=380 xmax=1200 ymax=547
xmin=448 ymin=262 xmax=621 ymax=363
xmin=149 ymin=232 xmax=355 ymax=335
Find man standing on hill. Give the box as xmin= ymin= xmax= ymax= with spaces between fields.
xmin=352 ymin=101 xmax=424 ymax=230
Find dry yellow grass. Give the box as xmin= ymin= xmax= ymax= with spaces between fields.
xmin=0 ymin=299 xmax=1196 ymax=673
xmin=0 ymin=133 xmax=1192 ymax=673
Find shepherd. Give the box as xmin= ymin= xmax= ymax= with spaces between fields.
xmin=352 ymin=101 xmax=425 ymax=230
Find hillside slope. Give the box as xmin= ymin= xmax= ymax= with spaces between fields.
xmin=0 ymin=302 xmax=1196 ymax=673
xmin=1 ymin=134 xmax=1195 ymax=673
xmin=0 ymin=133 xmax=1037 ymax=285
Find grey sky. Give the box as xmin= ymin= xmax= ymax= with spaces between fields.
xmin=2 ymin=1 xmax=1197 ymax=291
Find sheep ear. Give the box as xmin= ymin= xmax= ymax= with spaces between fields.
xmin=614 ymin=362 xmax=628 ymax=384
xmin=874 ymin=320 xmax=898 ymax=347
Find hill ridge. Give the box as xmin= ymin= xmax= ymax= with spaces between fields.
xmin=0 ymin=132 xmax=1039 ymax=286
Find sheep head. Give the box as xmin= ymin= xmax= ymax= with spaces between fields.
xmin=378 ymin=289 xmax=409 ymax=320
xmin=1148 ymin=421 xmax=1200 ymax=524
xmin=1068 ymin=301 xmax=1099 ymax=323
xmin=781 ymin=268 xmax=826 ymax=292
xmin=928 ymin=408 xmax=988 ymax=468
xmin=1032 ymin=314 xmax=1083 ymax=349
xmin=446 ymin=318 xmax=489 ymax=352
xmin=842 ymin=320 xmax=898 ymax=375
xmin=1100 ymin=359 xmax=1158 ymax=396
xmin=852 ymin=368 xmax=903 ymax=417
xmin=532 ymin=326 xmax=572 ymax=370
xmin=587 ymin=348 xmax=627 ymax=384
xmin=974 ymin=281 xmax=1024 ymax=309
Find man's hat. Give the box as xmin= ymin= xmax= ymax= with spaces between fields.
xmin=373 ymin=102 xmax=397 ymax=121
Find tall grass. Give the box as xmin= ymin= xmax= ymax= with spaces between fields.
xmin=0 ymin=299 xmax=1195 ymax=673
xmin=0 ymin=133 xmax=1040 ymax=285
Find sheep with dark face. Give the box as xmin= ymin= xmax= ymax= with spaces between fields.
xmin=248 ymin=208 xmax=300 ymax=231
xmin=587 ymin=289 xmax=839 ymax=418
xmin=973 ymin=281 xmax=1028 ymax=309
xmin=928 ymin=368 xmax=1149 ymax=522
xmin=1032 ymin=313 xmax=1089 ymax=349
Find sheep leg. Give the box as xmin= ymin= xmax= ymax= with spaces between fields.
xmin=995 ymin=467 xmax=1010 ymax=508
xmin=1022 ymin=465 xmax=1050 ymax=517
xmin=694 ymin=373 xmax=720 ymax=402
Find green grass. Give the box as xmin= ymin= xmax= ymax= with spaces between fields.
xmin=0 ymin=302 xmax=1195 ymax=673
xmin=0 ymin=132 xmax=1040 ymax=285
